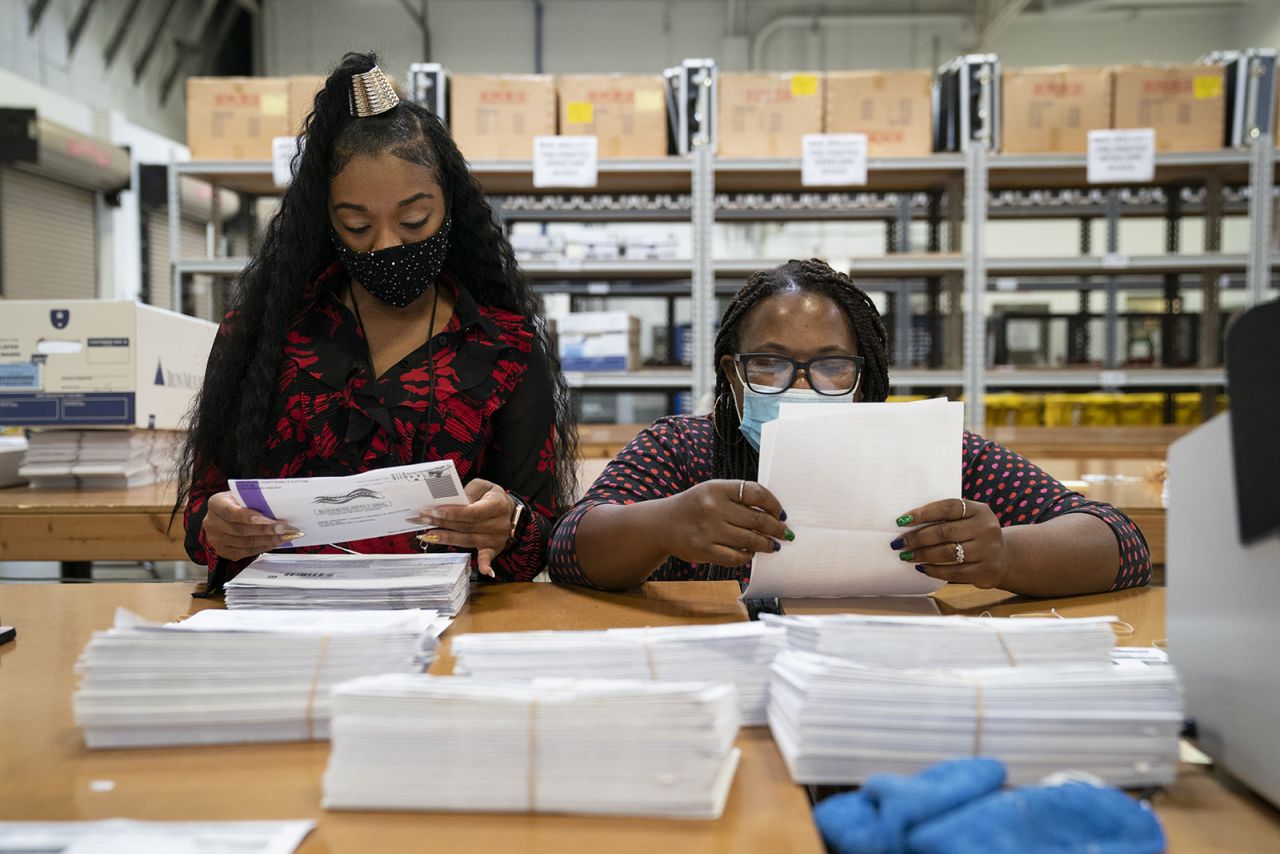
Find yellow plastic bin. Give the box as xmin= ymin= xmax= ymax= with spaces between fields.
xmin=984 ymin=393 xmax=1044 ymax=427
xmin=887 ymin=395 xmax=929 ymax=403
xmin=1116 ymin=393 xmax=1165 ymax=426
xmin=1174 ymin=392 xmax=1201 ymax=425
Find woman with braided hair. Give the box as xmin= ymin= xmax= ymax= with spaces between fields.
xmin=548 ymin=258 xmax=1150 ymax=596
xmin=178 ymin=53 xmax=576 ymax=591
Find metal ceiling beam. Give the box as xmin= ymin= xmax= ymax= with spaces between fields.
xmin=133 ymin=0 xmax=186 ymax=84
xmin=104 ymin=0 xmax=147 ymax=68
xmin=27 ymin=0 xmax=53 ymax=34
xmin=976 ymin=0 xmax=1032 ymax=49
xmin=160 ymin=0 xmax=223 ymax=106
xmin=200 ymin=0 xmax=243 ymax=75
xmin=67 ymin=0 xmax=102 ymax=57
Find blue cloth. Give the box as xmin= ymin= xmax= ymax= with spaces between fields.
xmin=813 ymin=758 xmax=1007 ymax=854
xmin=813 ymin=760 xmax=1165 ymax=854
xmin=908 ymin=782 xmax=1165 ymax=854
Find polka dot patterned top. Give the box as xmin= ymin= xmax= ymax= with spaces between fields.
xmin=547 ymin=415 xmax=1152 ymax=591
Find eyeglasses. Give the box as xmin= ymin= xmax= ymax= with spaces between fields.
xmin=734 ymin=353 xmax=864 ymax=396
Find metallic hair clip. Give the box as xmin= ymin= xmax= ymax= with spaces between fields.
xmin=349 ymin=65 xmax=400 ymax=117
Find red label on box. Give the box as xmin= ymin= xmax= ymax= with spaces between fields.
xmin=1033 ymin=82 xmax=1085 ymax=97
xmin=1142 ymin=79 xmax=1192 ymax=95
xmin=479 ymin=91 xmax=529 ymax=104
xmin=213 ymin=92 xmax=261 ymax=108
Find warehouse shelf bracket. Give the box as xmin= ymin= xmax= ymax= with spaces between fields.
xmin=690 ymin=142 xmax=716 ymax=409
xmin=1246 ymin=133 xmax=1275 ymax=307
xmin=963 ymin=145 xmax=989 ymax=431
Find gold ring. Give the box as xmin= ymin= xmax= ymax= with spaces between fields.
xmin=960 ymin=498 xmax=968 ymax=518
xmin=739 ymin=480 xmax=746 ymax=503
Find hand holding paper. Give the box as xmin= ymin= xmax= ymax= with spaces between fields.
xmin=744 ymin=399 xmax=963 ymax=599
xmin=229 ymin=459 xmax=467 ymax=549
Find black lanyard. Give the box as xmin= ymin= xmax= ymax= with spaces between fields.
xmin=348 ymin=283 xmax=440 ymax=463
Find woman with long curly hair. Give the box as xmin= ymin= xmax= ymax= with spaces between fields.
xmin=178 ymin=53 xmax=576 ymax=592
xmin=548 ymin=258 xmax=1150 ymax=597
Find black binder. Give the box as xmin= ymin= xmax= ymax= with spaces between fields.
xmin=1225 ymin=299 xmax=1280 ymax=544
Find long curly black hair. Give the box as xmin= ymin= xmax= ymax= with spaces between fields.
xmin=175 ymin=51 xmax=577 ymax=520
xmin=710 ymin=258 xmax=889 ymax=483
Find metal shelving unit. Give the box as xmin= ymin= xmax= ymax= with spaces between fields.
xmin=168 ymin=133 xmax=1277 ymax=430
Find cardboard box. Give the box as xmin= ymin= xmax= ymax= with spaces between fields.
xmin=557 ymin=74 xmax=667 ymax=159
xmin=554 ymin=312 xmax=641 ymax=372
xmin=187 ymin=77 xmax=294 ymax=160
xmin=824 ymin=70 xmax=933 ymax=157
xmin=1112 ymin=65 xmax=1225 ymax=152
xmin=449 ymin=74 xmax=557 ymax=160
xmin=718 ymin=72 xmax=824 ymax=158
xmin=0 ymin=302 xmax=217 ymax=430
xmin=1001 ymin=66 xmax=1112 ymax=154
xmin=287 ymin=75 xmax=326 ymax=135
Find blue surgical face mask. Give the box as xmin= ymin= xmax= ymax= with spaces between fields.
xmin=735 ymin=383 xmax=854 ymax=452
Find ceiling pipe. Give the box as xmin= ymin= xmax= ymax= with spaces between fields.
xmin=750 ymin=14 xmax=967 ymax=71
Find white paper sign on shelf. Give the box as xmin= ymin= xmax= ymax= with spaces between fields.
xmin=801 ymin=134 xmax=868 ymax=187
xmin=995 ymin=277 xmax=1019 ymax=292
xmin=272 ymin=136 xmax=303 ymax=188
xmin=1099 ymin=370 xmax=1128 ymax=387
xmin=533 ymin=136 xmax=599 ymax=188
xmin=1087 ymin=129 xmax=1155 ymax=184
xmin=587 ymin=282 xmax=611 ymax=295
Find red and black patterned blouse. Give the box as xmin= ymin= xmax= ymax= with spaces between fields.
xmin=184 ymin=263 xmax=559 ymax=589
xmin=548 ymin=415 xmax=1151 ymax=590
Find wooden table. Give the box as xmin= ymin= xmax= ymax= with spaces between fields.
xmin=0 ymin=581 xmax=823 ymax=854
xmin=0 ymin=482 xmax=187 ymax=562
xmin=783 ymin=585 xmax=1280 ymax=854
xmin=986 ymin=425 xmax=1190 ymax=460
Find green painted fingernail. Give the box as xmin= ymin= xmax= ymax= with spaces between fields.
xmin=896 ymin=514 xmax=913 ymax=527
xmin=784 ymin=528 xmax=795 ymax=542
xmin=899 ymin=550 xmax=914 ymax=561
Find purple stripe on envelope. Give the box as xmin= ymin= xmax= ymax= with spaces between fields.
xmin=234 ymin=480 xmax=274 ymax=518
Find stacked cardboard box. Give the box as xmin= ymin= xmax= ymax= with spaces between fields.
xmin=557 ymin=75 xmax=667 ymax=159
xmin=1002 ymin=66 xmax=1112 ymax=154
xmin=1111 ymin=64 xmax=1225 ymax=152
xmin=718 ymin=72 xmax=824 ymax=158
xmin=824 ymin=70 xmax=932 ymax=157
xmin=449 ymin=74 xmax=557 ymax=160
xmin=186 ymin=76 xmax=324 ymax=160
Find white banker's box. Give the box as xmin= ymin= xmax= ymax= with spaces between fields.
xmin=555 ymin=311 xmax=641 ymax=372
xmin=0 ymin=301 xmax=216 ymax=430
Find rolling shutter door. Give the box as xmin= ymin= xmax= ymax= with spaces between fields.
xmin=0 ymin=167 xmax=97 ymax=300
xmin=146 ymin=212 xmax=213 ymax=317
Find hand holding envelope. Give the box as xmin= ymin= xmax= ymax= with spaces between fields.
xmin=226 ymin=460 xmax=468 ymax=555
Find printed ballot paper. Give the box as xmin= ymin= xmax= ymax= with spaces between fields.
xmin=744 ymin=399 xmax=963 ymax=599
xmin=230 ymin=460 xmax=467 ymax=547
xmin=0 ymin=820 xmax=314 ymax=854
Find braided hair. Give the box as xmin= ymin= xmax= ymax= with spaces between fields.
xmin=710 ymin=258 xmax=890 ymax=483
xmin=175 ymin=51 xmax=578 ymax=522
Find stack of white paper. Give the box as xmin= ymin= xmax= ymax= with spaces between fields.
xmin=0 ymin=820 xmax=315 ymax=854
xmin=0 ymin=435 xmax=26 ymax=487
xmin=73 ymin=608 xmax=447 ymax=749
xmin=225 ymin=553 xmax=470 ymax=614
xmin=745 ymin=399 xmax=963 ymax=599
xmin=323 ymin=674 xmax=742 ymax=818
xmin=18 ymin=429 xmax=178 ymax=489
xmin=761 ymin=613 xmax=1120 ymax=668
xmin=768 ymin=650 xmax=1183 ymax=787
xmin=452 ymin=622 xmax=786 ymax=724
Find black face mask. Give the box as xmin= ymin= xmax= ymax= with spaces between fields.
xmin=330 ymin=217 xmax=451 ymax=308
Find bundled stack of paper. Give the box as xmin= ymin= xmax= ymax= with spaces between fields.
xmin=768 ymin=650 xmax=1184 ymax=787
xmin=0 ymin=434 xmax=26 ymax=487
xmin=19 ymin=429 xmax=179 ymax=489
xmin=73 ymin=608 xmax=447 ymax=749
xmin=452 ymin=622 xmax=786 ymax=724
xmin=225 ymin=553 xmax=470 ymax=615
xmin=323 ymin=675 xmax=741 ymax=818
xmin=761 ymin=614 xmax=1120 ymax=668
